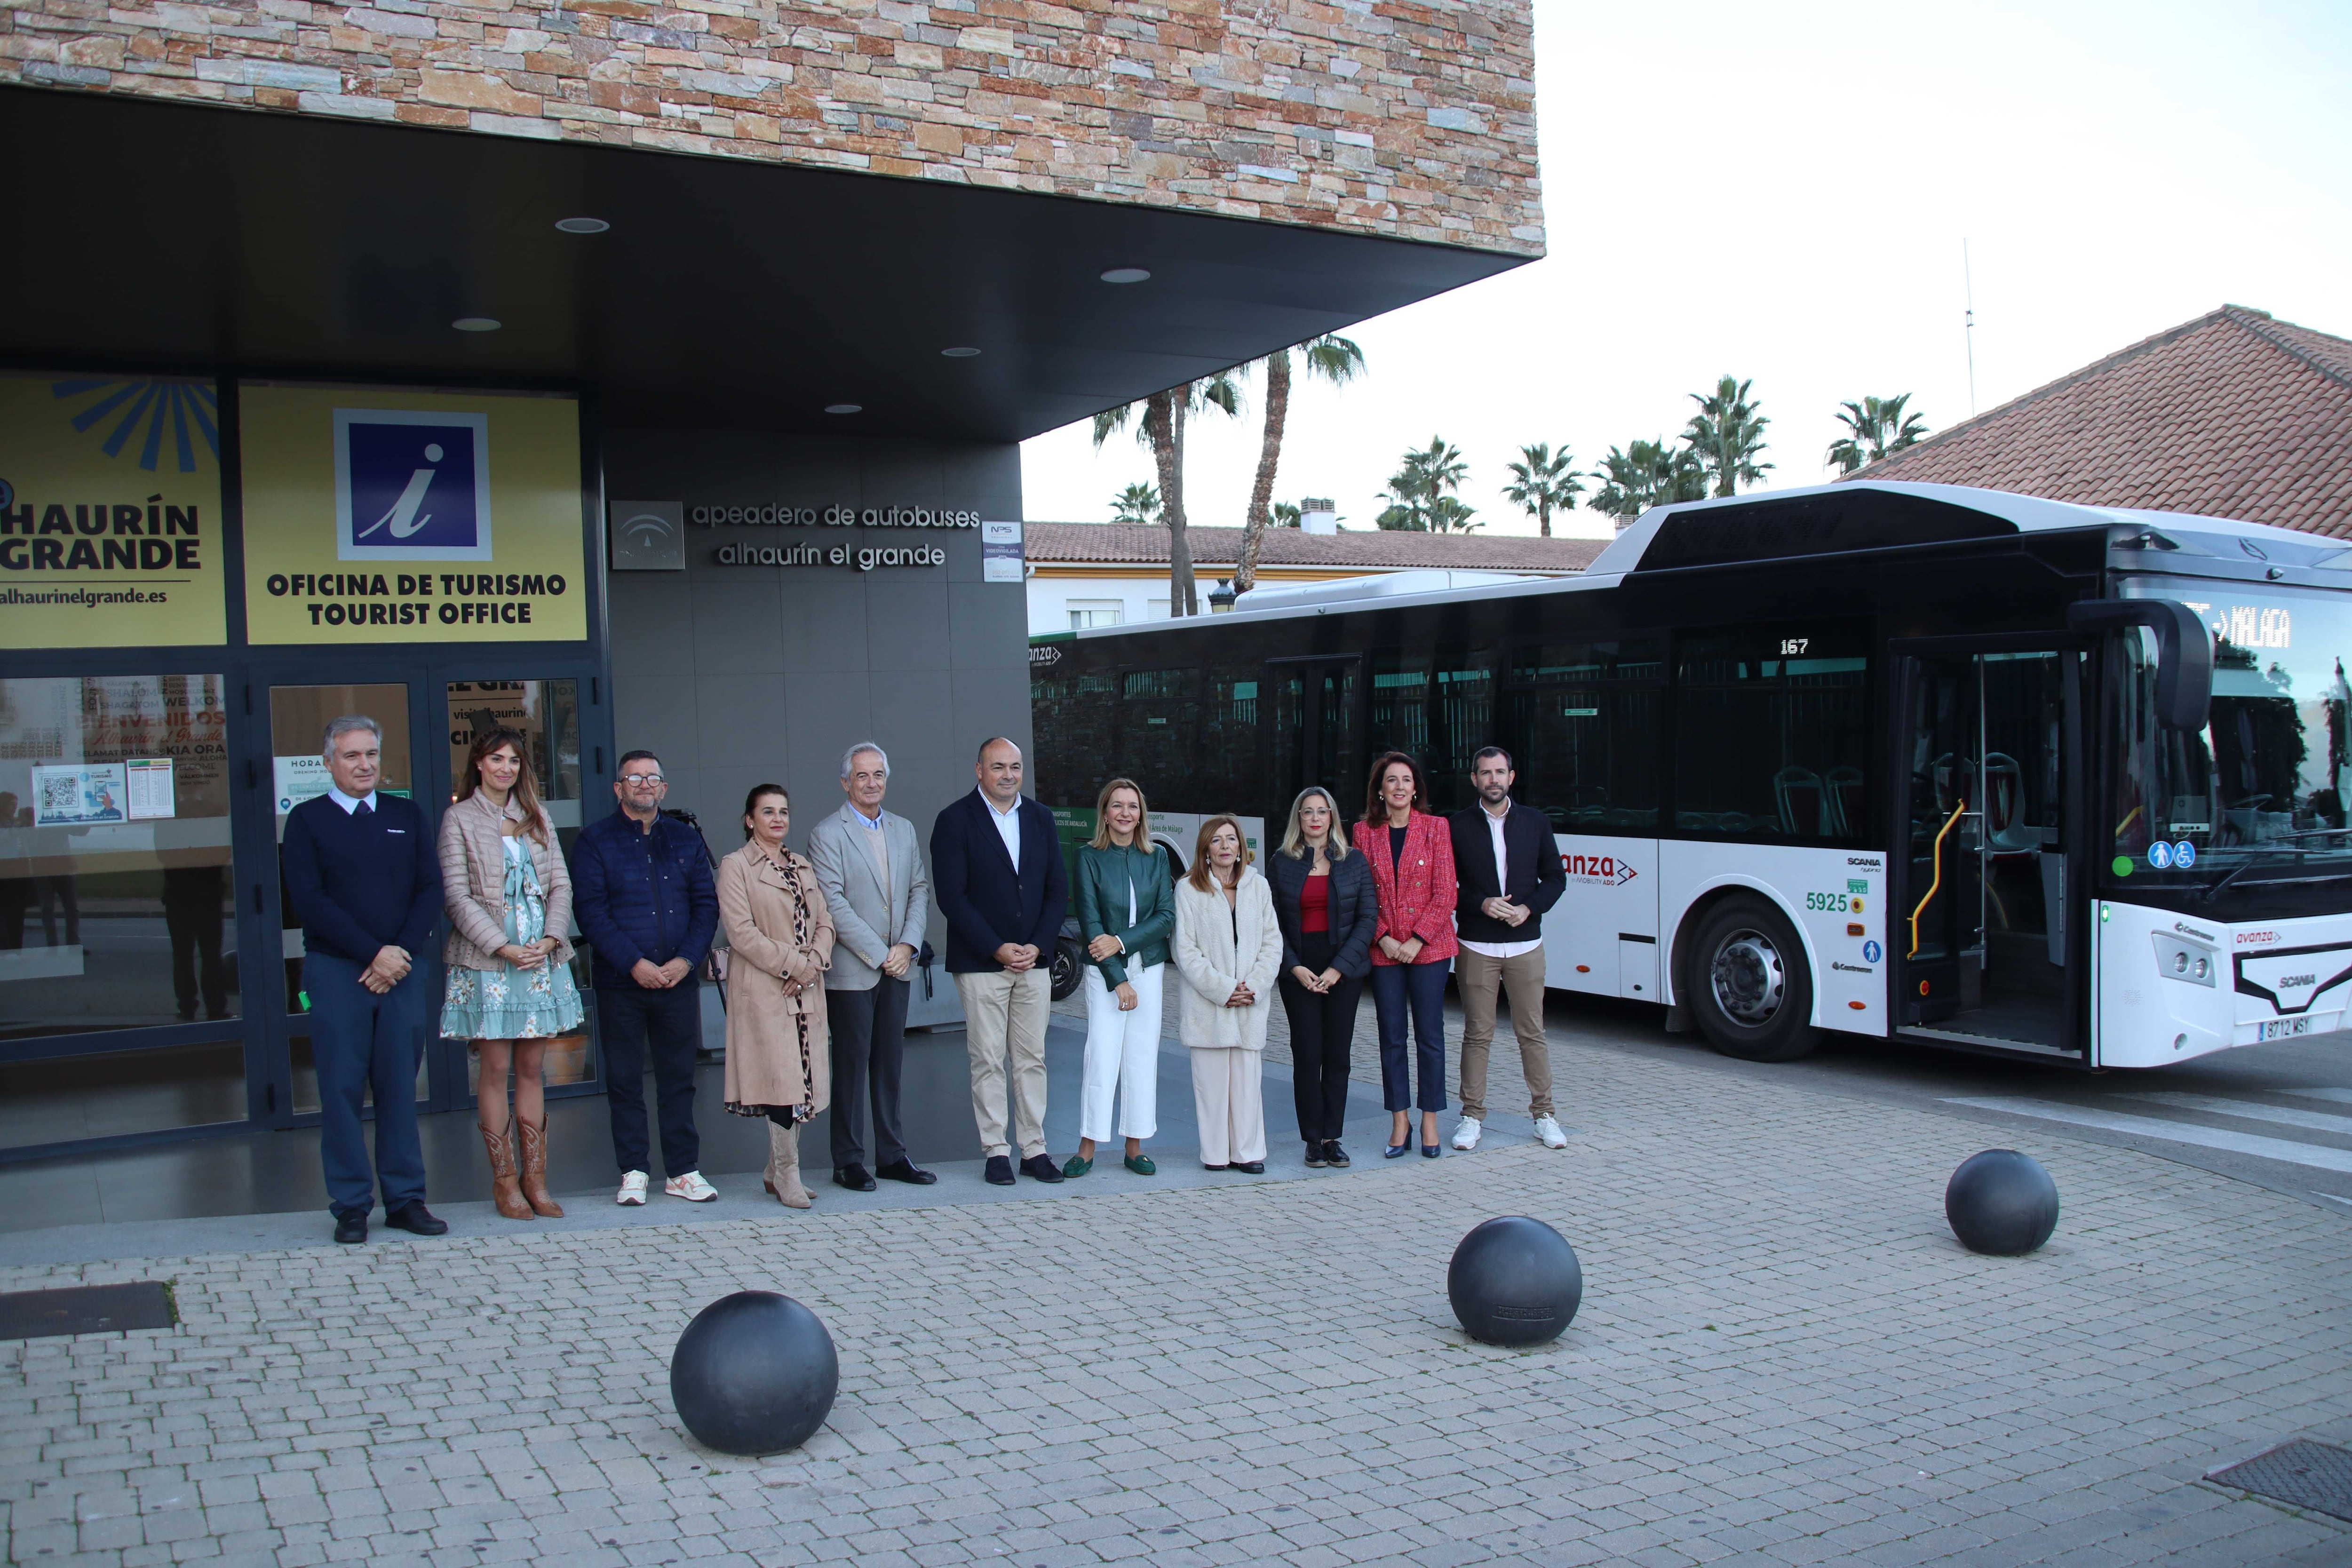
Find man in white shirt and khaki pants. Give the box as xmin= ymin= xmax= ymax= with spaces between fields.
xmin=1447 ymin=747 xmax=1570 ymax=1151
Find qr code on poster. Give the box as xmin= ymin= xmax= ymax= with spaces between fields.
xmin=35 ymin=774 xmax=80 ymax=817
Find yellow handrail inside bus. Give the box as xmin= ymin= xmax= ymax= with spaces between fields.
xmin=1909 ymin=798 xmax=1969 ymax=959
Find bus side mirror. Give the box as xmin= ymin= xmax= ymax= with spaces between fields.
xmin=2067 ymin=598 xmax=2214 ymax=732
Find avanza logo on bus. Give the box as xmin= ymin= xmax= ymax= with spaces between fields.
xmin=1560 ymin=853 xmax=1637 ymax=886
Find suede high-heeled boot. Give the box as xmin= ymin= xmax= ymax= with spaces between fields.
xmin=516 ymin=1114 xmax=564 ymax=1218
xmin=764 ymin=1121 xmax=812 ymax=1209
xmin=480 ymin=1119 xmax=533 ymax=1220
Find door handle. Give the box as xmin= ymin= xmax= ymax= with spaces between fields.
xmin=1910 ymin=798 xmax=1968 ymax=959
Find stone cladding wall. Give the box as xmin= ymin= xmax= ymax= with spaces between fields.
xmin=1 ymin=0 xmax=1543 ymax=255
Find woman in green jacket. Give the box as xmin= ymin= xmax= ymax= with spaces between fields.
xmin=1066 ymin=777 xmax=1175 ymax=1177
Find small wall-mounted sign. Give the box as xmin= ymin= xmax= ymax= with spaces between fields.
xmin=611 ymin=500 xmax=685 ymax=571
xmin=982 ymin=519 xmax=1024 ymax=583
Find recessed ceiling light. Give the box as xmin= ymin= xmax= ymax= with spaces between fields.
xmin=555 ymin=216 xmax=610 ymax=234
xmin=452 ymin=317 xmax=502 ymax=332
xmin=824 ymin=403 xmax=863 ymax=415
xmin=1099 ymin=267 xmax=1151 ymax=284
xmin=941 ymin=346 xmax=981 ymax=358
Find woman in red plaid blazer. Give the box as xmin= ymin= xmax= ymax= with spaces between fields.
xmin=1351 ymin=751 xmax=1458 ymax=1159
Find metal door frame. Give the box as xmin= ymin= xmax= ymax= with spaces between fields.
xmin=1259 ymin=653 xmax=1366 ymax=828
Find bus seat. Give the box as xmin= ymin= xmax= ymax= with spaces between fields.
xmin=1826 ymin=766 xmax=1864 ymax=837
xmin=1983 ymin=753 xmax=2035 ymax=853
xmin=1775 ymin=767 xmax=1827 ymax=836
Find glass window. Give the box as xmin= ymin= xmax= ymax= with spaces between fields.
xmin=1673 ymin=628 xmax=1870 ymax=840
xmin=1509 ymin=640 xmax=1664 ymax=831
xmin=1118 ymin=668 xmax=1197 ymax=793
xmin=1068 ymin=600 xmax=1124 ymax=630
xmin=1029 ymin=668 xmax=1117 ymax=810
xmin=0 ymin=674 xmax=237 ymax=1040
xmin=0 ymin=1041 xmax=246 ymax=1147
xmin=1368 ymin=651 xmax=1430 ymax=765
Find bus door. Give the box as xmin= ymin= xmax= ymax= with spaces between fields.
xmin=1263 ymin=656 xmax=1363 ymax=828
xmin=1891 ymin=642 xmax=2087 ymax=1057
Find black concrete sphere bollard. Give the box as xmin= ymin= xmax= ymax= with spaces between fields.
xmin=1945 ymin=1149 xmax=2060 ymax=1256
xmin=1447 ymin=1216 xmax=1582 ymax=1347
xmin=670 ymin=1291 xmax=839 ymax=1455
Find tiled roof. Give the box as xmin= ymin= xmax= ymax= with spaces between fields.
xmin=1022 ymin=522 xmax=1605 ymax=572
xmin=1840 ymin=306 xmax=2352 ymax=536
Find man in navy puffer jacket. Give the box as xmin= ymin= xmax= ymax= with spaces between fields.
xmin=572 ymin=751 xmax=720 ymax=1204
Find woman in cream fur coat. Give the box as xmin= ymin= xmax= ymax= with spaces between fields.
xmin=1172 ymin=815 xmax=1284 ymax=1172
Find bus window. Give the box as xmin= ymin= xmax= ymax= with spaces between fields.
xmin=1195 ymin=663 xmax=1261 ymax=812
xmin=1674 ymin=629 xmax=1870 ymax=842
xmin=1369 ymin=653 xmax=1429 ymax=764
xmin=1031 ymin=668 xmax=1117 ymax=810
xmin=1429 ymin=647 xmax=1497 ymax=813
xmin=1506 ymin=639 xmax=1663 ymax=831
xmin=1119 ymin=668 xmax=1198 ymax=793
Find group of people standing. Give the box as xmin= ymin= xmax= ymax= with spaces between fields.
xmin=279 ymin=716 xmax=1570 ymax=1245
xmin=1065 ymin=744 xmax=1570 ymax=1178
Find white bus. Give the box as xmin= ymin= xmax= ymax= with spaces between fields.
xmin=1030 ymin=481 xmax=2352 ymax=1068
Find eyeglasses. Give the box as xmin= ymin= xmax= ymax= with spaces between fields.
xmin=620 ymin=773 xmax=666 ymax=786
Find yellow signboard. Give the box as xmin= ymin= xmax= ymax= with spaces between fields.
xmin=0 ymin=372 xmax=228 ymax=648
xmin=239 ymin=384 xmax=587 ymax=644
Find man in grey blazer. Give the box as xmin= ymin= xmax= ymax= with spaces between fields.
xmin=808 ymin=741 xmax=937 ymax=1190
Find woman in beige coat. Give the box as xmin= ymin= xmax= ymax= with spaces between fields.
xmin=715 ymin=782 xmax=835 ymax=1208
xmin=438 ymin=729 xmax=582 ymax=1221
xmin=1172 ymin=815 xmax=1283 ymax=1173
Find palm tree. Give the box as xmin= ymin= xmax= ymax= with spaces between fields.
xmin=1236 ymin=334 xmax=1366 ymax=592
xmin=1271 ymin=501 xmax=1303 ymax=527
xmin=1426 ymin=495 xmax=1481 ymax=533
xmin=1093 ymin=372 xmax=1246 ymax=615
xmin=1684 ymin=374 xmax=1772 ymax=498
xmin=1502 ymin=443 xmax=1584 ymax=537
xmin=1825 ymin=394 xmax=1930 ymax=473
xmin=1589 ymin=439 xmax=1709 ymax=523
xmin=1376 ymin=436 xmax=1470 ymax=531
xmin=1108 ymin=482 xmax=1160 ymax=525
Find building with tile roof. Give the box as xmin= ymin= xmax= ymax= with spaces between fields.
xmin=1022 ymin=520 xmax=1605 ymax=632
xmin=1839 ymin=305 xmax=2352 ymax=535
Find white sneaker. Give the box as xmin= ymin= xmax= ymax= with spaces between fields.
xmin=616 ymin=1170 xmax=648 ymax=1205
xmin=1533 ymin=1115 xmax=1569 ymax=1149
xmin=665 ymin=1170 xmax=719 ymax=1202
xmin=1451 ymin=1116 xmax=1482 ymax=1151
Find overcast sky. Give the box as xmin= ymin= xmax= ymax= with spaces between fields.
xmin=1019 ymin=0 xmax=2352 ymax=542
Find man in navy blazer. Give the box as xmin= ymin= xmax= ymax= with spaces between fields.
xmin=930 ymin=736 xmax=1069 ymax=1186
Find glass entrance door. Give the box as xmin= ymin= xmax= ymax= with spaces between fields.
xmin=1895 ymin=646 xmax=2082 ymax=1053
xmin=437 ymin=676 xmax=601 ymax=1103
xmin=264 ymin=682 xmax=432 ymax=1117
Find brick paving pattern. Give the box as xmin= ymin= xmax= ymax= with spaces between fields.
xmin=6 ymin=1027 xmax=2351 ymax=1566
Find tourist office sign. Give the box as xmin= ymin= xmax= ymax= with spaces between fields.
xmin=0 ymin=370 xmax=228 ymax=648
xmin=239 ymin=384 xmax=589 ymax=643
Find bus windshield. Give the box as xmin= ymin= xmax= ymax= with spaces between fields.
xmin=2111 ymin=575 xmax=2352 ymax=898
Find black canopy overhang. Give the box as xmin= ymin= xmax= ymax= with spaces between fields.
xmin=0 ymin=85 xmax=1527 ymax=439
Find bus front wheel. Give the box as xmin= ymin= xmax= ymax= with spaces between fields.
xmin=1049 ymin=938 xmax=1084 ymax=1002
xmin=1686 ymin=895 xmax=1820 ymax=1063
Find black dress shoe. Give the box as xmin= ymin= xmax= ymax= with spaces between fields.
xmin=1324 ymin=1140 xmax=1351 ymax=1169
xmin=984 ymin=1155 xmax=1015 ymax=1186
xmin=833 ymin=1163 xmax=878 ymax=1192
xmin=876 ymin=1158 xmax=938 ymax=1186
xmin=383 ymin=1201 xmax=447 ymax=1236
xmin=1019 ymin=1154 xmax=1065 ymax=1183
xmin=1304 ymin=1142 xmax=1327 ymax=1169
xmin=332 ymin=1211 xmax=367 ymax=1245
xmin=1232 ymin=1160 xmax=1267 ymax=1175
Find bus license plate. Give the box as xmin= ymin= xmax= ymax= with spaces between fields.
xmin=2259 ymin=1017 xmax=2313 ymax=1041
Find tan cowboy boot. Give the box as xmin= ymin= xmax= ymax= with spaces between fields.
xmin=763 ymin=1121 xmax=812 ymax=1209
xmin=480 ymin=1119 xmax=533 ymax=1220
xmin=516 ymin=1114 xmax=564 ymax=1218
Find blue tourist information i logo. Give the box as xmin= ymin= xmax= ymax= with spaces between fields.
xmin=333 ymin=408 xmax=493 ymax=562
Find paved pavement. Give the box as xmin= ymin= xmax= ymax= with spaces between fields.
xmin=6 ymin=997 xmax=2352 ymax=1566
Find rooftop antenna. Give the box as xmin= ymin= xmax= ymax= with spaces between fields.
xmin=1963 ymin=239 xmax=1979 ymax=417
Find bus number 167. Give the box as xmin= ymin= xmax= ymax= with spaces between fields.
xmin=1780 ymin=637 xmax=1809 ymax=655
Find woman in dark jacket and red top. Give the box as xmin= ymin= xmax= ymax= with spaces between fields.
xmin=1352 ymin=751 xmax=1458 ymax=1159
xmin=1267 ymin=785 xmax=1377 ymax=1170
